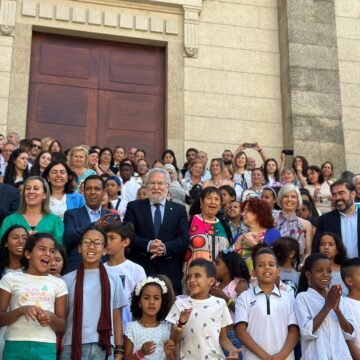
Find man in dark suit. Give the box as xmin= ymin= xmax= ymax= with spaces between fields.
xmin=316 ymin=180 xmax=360 ymax=258
xmin=124 ymin=168 xmax=189 ymax=294
xmin=63 ymin=175 xmax=116 ymax=272
xmin=0 ymin=183 xmax=20 ymax=226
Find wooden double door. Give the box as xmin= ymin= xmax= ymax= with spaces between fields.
xmin=27 ymin=33 xmax=165 ymax=160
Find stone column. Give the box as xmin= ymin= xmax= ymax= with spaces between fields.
xmin=278 ymin=0 xmax=345 ymax=175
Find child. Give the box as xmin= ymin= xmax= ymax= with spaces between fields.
xmin=272 ymin=237 xmax=301 ymax=289
xmin=49 ymin=244 xmax=67 ymax=277
xmin=227 ymin=201 xmax=243 ymax=241
xmin=0 ymin=233 xmax=67 ymax=360
xmin=124 ymin=276 xmax=175 ymax=359
xmin=261 ymin=187 xmax=280 ymax=220
xmin=235 ymin=247 xmax=299 ymax=360
xmin=0 ymin=225 xmax=29 ymax=278
xmin=166 ymin=258 xmax=240 ymax=359
xmin=295 ymin=253 xmax=355 ymax=359
xmin=341 ymin=258 xmax=360 ymax=359
xmin=313 ymin=232 xmax=348 ymax=295
xmin=105 ymin=176 xmax=122 ymax=211
xmin=212 ymin=249 xmax=250 ymax=359
xmin=219 ymin=185 xmax=236 ymax=217
xmin=60 ymin=227 xmax=127 ymax=360
xmin=104 ymin=221 xmax=146 ymax=329
xmin=136 ymin=185 xmax=148 ymax=200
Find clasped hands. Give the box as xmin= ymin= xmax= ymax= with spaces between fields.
xmin=21 ymin=305 xmax=53 ymax=327
xmin=149 ymin=239 xmax=166 ymax=260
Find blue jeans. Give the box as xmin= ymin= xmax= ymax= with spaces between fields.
xmin=223 ymin=329 xmax=243 ymax=360
xmin=60 ymin=344 xmax=114 ymax=360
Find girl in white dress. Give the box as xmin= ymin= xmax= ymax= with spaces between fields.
xmin=124 ymin=277 xmax=175 ymax=360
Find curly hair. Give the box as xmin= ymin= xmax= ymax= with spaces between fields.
xmin=241 ymin=198 xmax=274 ymax=229
xmin=130 ymin=280 xmax=173 ymax=321
xmin=217 ymin=250 xmax=250 ymax=282
xmin=292 ymin=156 xmax=309 ymax=177
xmin=312 ymin=232 xmax=348 ymax=265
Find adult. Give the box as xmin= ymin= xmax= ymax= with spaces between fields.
xmin=163 ymin=164 xmax=186 ymax=204
xmin=3 ymin=148 xmax=29 ymax=186
xmin=203 ymin=158 xmax=233 ymax=189
xmin=0 ymin=184 xmax=20 ymax=226
xmin=0 ymin=133 xmax=4 ymax=151
xmin=184 ymin=186 xmax=231 ymax=272
xmin=315 ymin=180 xmax=360 ymax=258
xmin=67 ymin=145 xmax=96 ymax=192
xmin=232 ymin=198 xmax=281 ymax=268
xmin=353 ymin=174 xmax=360 ymax=203
xmin=180 ymin=147 xmax=198 ymax=177
xmin=42 ymin=160 xmax=85 ymax=219
xmin=134 ymin=149 xmax=146 ymax=165
xmin=0 ymin=142 xmax=16 ymax=178
xmin=127 ymin=147 xmax=137 ymax=162
xmin=28 ymin=138 xmax=42 ymax=164
xmin=305 ymin=165 xmax=332 ymax=214
xmin=29 ymin=150 xmax=52 ymax=176
xmin=63 ymin=175 xmax=115 ymax=271
xmin=6 ymin=132 xmax=20 ymax=148
xmin=246 ymin=157 xmax=256 ymax=171
xmin=48 ymin=139 xmax=63 ymax=154
xmin=292 ymin=155 xmax=308 ymax=187
xmin=222 ymin=149 xmax=233 ymax=165
xmin=41 ymin=136 xmax=54 ymax=151
xmin=281 ymin=167 xmax=297 ymax=185
xmin=191 ymin=150 xmax=211 ymax=181
xmin=98 ymin=147 xmax=115 ymax=175
xmin=124 ymin=168 xmax=189 ymax=294
xmin=134 ymin=159 xmax=149 ymax=185
xmin=263 ymin=158 xmax=280 ymax=186
xmin=233 ymin=151 xmax=252 ymax=195
xmin=321 ymin=161 xmax=336 ymax=184
xmin=162 ymin=149 xmax=181 ymax=176
xmin=112 ymin=146 xmax=126 ymax=173
xmin=0 ymin=176 xmax=64 ymax=243
xmin=240 ymin=168 xmax=264 ymax=202
xmin=181 ymin=159 xmax=204 ymax=196
xmin=276 ymin=184 xmax=313 ymax=262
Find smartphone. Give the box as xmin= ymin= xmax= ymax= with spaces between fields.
xmin=245 ymin=143 xmax=254 ymax=148
xmin=282 ymin=149 xmax=294 ymax=156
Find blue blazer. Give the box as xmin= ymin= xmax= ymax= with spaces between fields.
xmin=63 ymin=206 xmax=112 ymax=272
xmin=0 ymin=184 xmax=20 ymax=226
xmin=124 ymin=199 xmax=189 ymax=294
xmin=66 ymin=192 xmax=85 ymax=210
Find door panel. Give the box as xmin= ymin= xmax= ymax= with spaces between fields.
xmin=26 ymin=33 xmax=165 ymax=161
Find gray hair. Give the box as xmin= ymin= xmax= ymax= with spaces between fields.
xmin=353 ymin=174 xmax=360 ymax=184
xmin=19 ymin=176 xmax=51 ymax=215
xmin=144 ymin=168 xmax=171 ymax=186
xmin=277 ymin=183 xmax=302 ymax=209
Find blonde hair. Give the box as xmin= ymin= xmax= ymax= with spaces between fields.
xmin=67 ymin=145 xmax=89 ymax=168
xmin=41 ymin=137 xmax=54 ymax=151
xmin=19 ymin=176 xmax=50 ymax=214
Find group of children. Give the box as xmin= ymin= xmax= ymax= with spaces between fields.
xmin=0 ymin=222 xmax=360 ymax=360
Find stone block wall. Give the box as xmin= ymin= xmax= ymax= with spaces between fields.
xmin=183 ymin=0 xmax=283 ymax=164
xmin=335 ymin=0 xmax=360 ymax=173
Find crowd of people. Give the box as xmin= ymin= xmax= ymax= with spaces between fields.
xmin=0 ymin=131 xmax=360 ymax=360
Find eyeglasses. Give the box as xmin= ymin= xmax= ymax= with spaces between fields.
xmin=81 ymin=239 xmax=104 ymax=248
xmin=32 ymin=144 xmax=42 ymax=149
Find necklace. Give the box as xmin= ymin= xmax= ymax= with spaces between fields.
xmin=211 ymin=177 xmax=223 ymax=187
xmin=139 ymin=319 xmax=159 ymax=328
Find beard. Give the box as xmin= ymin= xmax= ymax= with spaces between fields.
xmin=335 ymin=197 xmax=354 ymax=212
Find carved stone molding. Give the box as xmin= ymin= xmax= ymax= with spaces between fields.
xmin=0 ymin=0 xmax=17 ymax=36
xmin=183 ymin=6 xmax=200 ymax=57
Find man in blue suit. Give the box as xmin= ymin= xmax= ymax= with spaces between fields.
xmin=0 ymin=183 xmax=20 ymax=226
xmin=124 ymin=168 xmax=189 ymax=294
xmin=315 ymin=180 xmax=360 ymax=258
xmin=63 ymin=175 xmax=117 ymax=272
